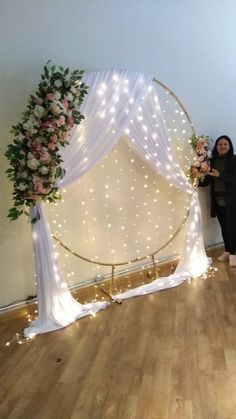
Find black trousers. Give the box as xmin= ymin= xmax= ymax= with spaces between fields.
xmin=215 ymin=204 xmax=236 ymax=254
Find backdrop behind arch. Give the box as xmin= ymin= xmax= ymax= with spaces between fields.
xmin=25 ymin=69 xmax=210 ymax=337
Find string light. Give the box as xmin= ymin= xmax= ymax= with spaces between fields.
xmin=42 ymin=75 xmax=202 ymax=298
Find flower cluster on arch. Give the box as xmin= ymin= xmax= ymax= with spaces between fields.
xmin=5 ymin=63 xmax=88 ymax=221
xmin=189 ymin=135 xmax=212 ymax=184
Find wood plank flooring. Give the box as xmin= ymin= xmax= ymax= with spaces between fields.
xmin=1 ymin=248 xmax=236 ymax=418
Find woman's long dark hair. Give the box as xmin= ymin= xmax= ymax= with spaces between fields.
xmin=212 ymin=135 xmax=234 ymax=158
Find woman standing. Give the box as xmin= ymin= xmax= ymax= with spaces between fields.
xmin=206 ymin=135 xmax=236 ymax=266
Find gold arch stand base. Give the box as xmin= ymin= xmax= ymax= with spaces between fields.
xmin=100 ymin=254 xmax=158 ymax=304
xmin=53 ymin=210 xmax=189 ymax=304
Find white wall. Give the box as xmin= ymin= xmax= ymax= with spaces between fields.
xmin=1 ymin=0 xmax=235 ymax=307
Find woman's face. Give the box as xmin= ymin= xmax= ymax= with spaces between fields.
xmin=217 ymin=138 xmax=230 ymax=156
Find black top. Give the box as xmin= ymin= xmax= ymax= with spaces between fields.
xmin=200 ymin=154 xmax=236 ymax=217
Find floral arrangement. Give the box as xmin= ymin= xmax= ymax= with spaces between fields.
xmin=189 ymin=134 xmax=212 ymax=185
xmin=5 ymin=62 xmax=88 ymax=221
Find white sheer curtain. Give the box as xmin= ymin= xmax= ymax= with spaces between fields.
xmin=24 ymin=69 xmax=210 ymax=337
xmin=25 ymin=70 xmax=153 ymax=337
xmin=111 ymin=82 xmax=210 ymax=301
xmin=59 ymin=69 xmax=152 ymax=187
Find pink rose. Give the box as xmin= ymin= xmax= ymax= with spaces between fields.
xmin=62 ymin=99 xmax=69 ymax=109
xmin=196 ymin=146 xmax=206 ymax=155
xmin=59 ymin=131 xmax=69 ymax=142
xmin=36 ymin=98 xmax=43 ymax=105
xmin=39 ymin=147 xmax=52 ymax=164
xmin=32 ymin=178 xmax=51 ymax=195
xmin=42 ymin=120 xmax=58 ymax=130
xmin=67 ymin=116 xmax=74 ymax=125
xmin=19 ymin=159 xmax=26 ymax=167
xmin=47 ymin=93 xmax=56 ymax=101
xmin=28 ymin=194 xmax=43 ymax=201
xmin=200 ymin=162 xmax=211 ymax=173
xmin=31 ymin=139 xmax=42 ymax=150
xmin=196 ymin=140 xmax=205 ymax=148
xmin=198 ymin=155 xmax=205 ymax=162
xmin=25 ymin=131 xmax=32 ymax=139
xmin=55 ymin=115 xmax=66 ymax=127
xmin=191 ymin=166 xmax=199 ymax=177
xmin=42 ymin=120 xmax=52 ymax=128
xmin=34 ymin=119 xmax=42 ymax=128
xmin=48 ymin=142 xmax=58 ymax=151
xmin=50 ymin=134 xmax=58 ymax=143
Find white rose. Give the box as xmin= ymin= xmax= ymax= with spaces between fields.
xmin=32 ymin=174 xmax=40 ymax=182
xmin=23 ymin=119 xmax=34 ymax=130
xmin=66 ymin=93 xmax=73 ymax=102
xmin=21 ymin=171 xmax=28 ymax=179
xmin=33 ymin=105 xmax=45 ymax=119
xmin=55 ymin=92 xmax=61 ymax=100
xmin=27 ymin=158 xmax=40 ymax=170
xmin=17 ymin=133 xmax=25 ymax=141
xmin=59 ymin=105 xmax=67 ymax=114
xmin=73 ymin=99 xmax=79 ymax=108
xmin=18 ymin=182 xmax=27 ymax=191
xmin=39 ymin=166 xmax=49 ymax=175
xmin=54 ymin=79 xmax=62 ymax=88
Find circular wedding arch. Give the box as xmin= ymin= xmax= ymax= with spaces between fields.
xmin=52 ymin=77 xmax=195 ymax=273
xmin=25 ymin=69 xmax=209 ymax=338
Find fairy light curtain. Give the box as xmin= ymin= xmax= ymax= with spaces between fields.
xmin=25 ymin=69 xmax=210 ymax=337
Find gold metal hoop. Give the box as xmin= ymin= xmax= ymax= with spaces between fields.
xmin=53 ymin=77 xmax=195 ymax=298
xmin=53 ymin=210 xmax=189 ymax=267
xmin=153 ymin=78 xmax=196 ymax=137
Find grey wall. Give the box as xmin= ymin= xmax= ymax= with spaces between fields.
xmin=0 ymin=0 xmax=235 ymax=307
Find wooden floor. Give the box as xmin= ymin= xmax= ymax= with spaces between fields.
xmin=1 ymin=248 xmax=236 ymax=419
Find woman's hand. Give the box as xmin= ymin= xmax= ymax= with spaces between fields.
xmin=208 ymin=169 xmax=220 ymax=178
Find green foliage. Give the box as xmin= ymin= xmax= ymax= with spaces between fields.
xmin=5 ymin=63 xmax=89 ymax=221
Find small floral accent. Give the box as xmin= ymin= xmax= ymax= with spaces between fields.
xmin=5 ymin=62 xmax=88 ymax=221
xmin=189 ymin=135 xmax=212 ymax=185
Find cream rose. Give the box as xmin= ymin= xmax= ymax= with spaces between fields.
xmin=39 ymin=166 xmax=49 ymax=175
xmin=27 ymin=158 xmax=40 ymax=170
xmin=27 ymin=151 xmax=35 ymax=159
xmin=50 ymin=104 xmax=62 ymax=115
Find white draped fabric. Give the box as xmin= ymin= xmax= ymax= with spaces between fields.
xmin=58 ymin=70 xmax=152 ymax=187
xmin=25 ymin=204 xmax=108 ymax=337
xmin=24 ymin=69 xmax=210 ymax=337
